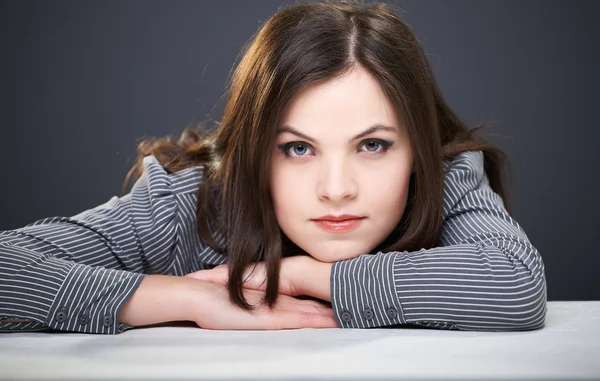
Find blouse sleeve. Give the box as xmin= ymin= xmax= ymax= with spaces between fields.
xmin=0 ymin=155 xmax=202 ymax=334
xmin=329 ymin=150 xmax=547 ymax=331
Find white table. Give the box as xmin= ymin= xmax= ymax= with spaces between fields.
xmin=1 ymin=301 xmax=599 ymax=380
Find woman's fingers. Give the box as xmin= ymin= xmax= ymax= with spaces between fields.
xmin=267 ymin=310 xmax=338 ymax=329
xmin=190 ymin=279 xmax=337 ymax=330
xmin=249 ymin=293 xmax=337 ymax=327
xmin=279 ymin=297 xmax=335 ymax=317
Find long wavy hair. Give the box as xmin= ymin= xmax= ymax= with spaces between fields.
xmin=122 ymin=0 xmax=512 ymax=310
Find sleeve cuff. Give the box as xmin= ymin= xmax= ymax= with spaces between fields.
xmin=330 ymin=252 xmax=406 ymax=328
xmin=46 ymin=263 xmax=146 ymax=334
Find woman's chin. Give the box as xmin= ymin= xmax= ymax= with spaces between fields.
xmin=303 ymin=243 xmax=370 ymax=263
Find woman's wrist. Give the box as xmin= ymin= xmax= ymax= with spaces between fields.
xmin=119 ymin=274 xmax=198 ymax=327
xmin=293 ymin=256 xmax=333 ymax=302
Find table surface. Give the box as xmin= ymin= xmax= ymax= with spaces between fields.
xmin=1 ymin=301 xmax=599 ymax=381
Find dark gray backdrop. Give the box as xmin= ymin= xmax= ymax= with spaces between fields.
xmin=1 ymin=0 xmax=598 ymax=301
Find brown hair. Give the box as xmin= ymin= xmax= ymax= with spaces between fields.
xmin=122 ymin=0 xmax=512 ymax=310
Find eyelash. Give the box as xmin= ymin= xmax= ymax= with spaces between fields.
xmin=277 ymin=139 xmax=393 ymax=160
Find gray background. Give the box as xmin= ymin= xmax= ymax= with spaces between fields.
xmin=1 ymin=0 xmax=598 ymax=301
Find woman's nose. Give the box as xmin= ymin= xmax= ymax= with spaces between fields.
xmin=317 ymin=159 xmax=358 ymax=202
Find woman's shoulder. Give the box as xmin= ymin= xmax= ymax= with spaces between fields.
xmin=441 ymin=150 xmax=488 ymax=216
xmin=139 ymin=155 xmax=226 ymax=270
xmin=140 ymin=154 xmax=205 ymax=196
xmin=443 ymin=150 xmax=484 ymax=179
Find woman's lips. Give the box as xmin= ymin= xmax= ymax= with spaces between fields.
xmin=312 ymin=217 xmax=365 ymax=233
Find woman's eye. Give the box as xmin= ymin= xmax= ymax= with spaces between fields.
xmin=281 ymin=142 xmax=314 ymax=157
xmin=359 ymin=139 xmax=392 ymax=154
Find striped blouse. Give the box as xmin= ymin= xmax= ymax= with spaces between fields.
xmin=0 ymin=150 xmax=547 ymax=334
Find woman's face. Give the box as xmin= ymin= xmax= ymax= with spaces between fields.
xmin=269 ymin=66 xmax=414 ymax=263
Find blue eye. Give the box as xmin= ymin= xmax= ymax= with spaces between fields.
xmin=279 ymin=142 xmax=314 ymax=157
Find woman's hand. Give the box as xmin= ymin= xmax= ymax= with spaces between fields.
xmin=185 ymin=277 xmax=337 ymax=330
xmin=186 ymin=256 xmax=333 ymax=301
xmin=186 ymin=256 xmax=307 ymax=296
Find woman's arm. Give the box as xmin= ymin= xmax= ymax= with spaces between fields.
xmin=0 ymin=155 xmax=198 ymax=334
xmin=326 ymin=151 xmax=547 ymax=331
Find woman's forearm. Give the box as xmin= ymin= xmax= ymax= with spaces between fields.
xmin=119 ymin=275 xmax=196 ymax=327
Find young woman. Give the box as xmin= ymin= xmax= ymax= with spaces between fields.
xmin=0 ymin=0 xmax=547 ymax=334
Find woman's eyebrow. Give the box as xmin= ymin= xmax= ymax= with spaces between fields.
xmin=277 ymin=124 xmax=397 ymax=144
